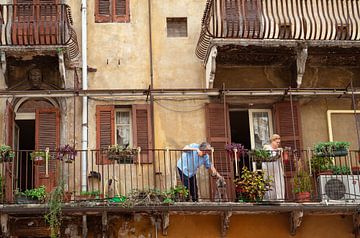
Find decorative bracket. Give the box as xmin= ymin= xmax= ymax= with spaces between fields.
xmin=296 ymin=45 xmax=308 ymax=88
xmin=102 ymin=211 xmax=108 ymax=238
xmin=1 ymin=214 xmax=9 ymax=238
xmin=0 ymin=51 xmax=6 ymax=83
xmin=221 ymin=211 xmax=232 ymax=238
xmin=353 ymin=212 xmax=360 ymax=238
xmin=161 ymin=212 xmax=170 ymax=236
xmin=205 ymin=46 xmax=217 ymax=89
xmin=58 ymin=50 xmax=66 ymax=88
xmin=290 ymin=210 xmax=304 ymax=236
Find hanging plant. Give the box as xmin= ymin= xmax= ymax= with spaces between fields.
xmin=225 ymin=143 xmax=246 ymax=158
xmin=0 ymin=145 xmax=15 ymax=162
xmin=30 ymin=151 xmax=46 ymax=165
xmin=107 ymin=144 xmax=136 ymax=163
xmin=56 ymin=144 xmax=77 ymax=163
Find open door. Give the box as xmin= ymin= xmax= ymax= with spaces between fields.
xmin=4 ymin=101 xmax=15 ymax=202
xmin=205 ymin=103 xmax=235 ymax=201
xmin=11 ymin=0 xmax=60 ymax=45
xmin=34 ymin=108 xmax=60 ymax=193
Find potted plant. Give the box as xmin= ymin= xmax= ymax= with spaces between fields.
xmin=328 ymin=165 xmax=351 ymax=175
xmin=0 ymin=145 xmax=15 ymax=163
xmin=30 ymin=151 xmax=46 ymax=165
xmin=225 ymin=143 xmax=246 ymax=158
xmin=78 ymin=190 xmax=101 ymax=200
xmin=234 ymin=167 xmax=272 ymax=202
xmin=166 ymin=185 xmax=189 ymax=202
xmin=16 ymin=185 xmax=47 ymax=204
xmin=352 ymin=166 xmax=360 ymax=175
xmin=251 ymin=149 xmax=280 ymax=162
xmin=293 ymin=171 xmax=312 ymax=202
xmin=107 ymin=144 xmax=137 ymax=163
xmin=310 ymin=156 xmax=333 ymax=176
xmin=314 ymin=141 xmax=350 ymax=157
xmin=57 ymin=144 xmax=77 ymax=163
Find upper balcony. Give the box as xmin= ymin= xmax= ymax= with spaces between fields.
xmin=196 ymin=0 xmax=360 ymax=88
xmin=0 ymin=4 xmax=79 ymax=60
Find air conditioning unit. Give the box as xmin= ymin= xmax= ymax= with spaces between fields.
xmin=318 ymin=175 xmax=360 ymax=203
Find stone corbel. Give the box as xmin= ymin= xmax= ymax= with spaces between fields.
xmin=1 ymin=214 xmax=9 ymax=238
xmin=290 ymin=210 xmax=303 ymax=236
xmin=296 ymin=45 xmax=308 ymax=88
xmin=102 ymin=211 xmax=108 ymax=238
xmin=205 ymin=46 xmax=217 ymax=89
xmin=353 ymin=212 xmax=360 ymax=238
xmin=161 ymin=212 xmax=169 ymax=236
xmin=0 ymin=51 xmax=7 ymax=82
xmin=221 ymin=211 xmax=232 ymax=238
xmin=58 ymin=50 xmax=66 ymax=88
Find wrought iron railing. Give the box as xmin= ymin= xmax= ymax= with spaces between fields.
xmin=0 ymin=148 xmax=360 ymax=205
xmin=196 ymin=0 xmax=360 ymax=60
xmin=0 ymin=4 xmax=79 ymax=59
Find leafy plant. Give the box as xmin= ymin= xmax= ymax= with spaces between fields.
xmin=45 ymin=182 xmax=64 ymax=238
xmin=310 ymin=156 xmax=333 ymax=173
xmin=251 ymin=149 xmax=280 ymax=162
xmin=80 ymin=190 xmax=100 ymax=197
xmin=107 ymin=144 xmax=136 ymax=162
xmin=314 ymin=141 xmax=350 ymax=156
xmin=0 ymin=145 xmax=15 ymax=162
xmin=57 ymin=144 xmax=77 ymax=162
xmin=328 ymin=165 xmax=351 ymax=175
xmin=234 ymin=167 xmax=272 ymax=202
xmin=22 ymin=185 xmax=47 ymax=201
xmin=30 ymin=151 xmax=46 ymax=164
xmin=165 ymin=185 xmax=189 ymax=202
xmin=293 ymin=171 xmax=312 ymax=194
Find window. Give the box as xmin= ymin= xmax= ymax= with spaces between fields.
xmin=166 ymin=18 xmax=187 ymax=37
xmin=248 ymin=109 xmax=273 ymax=149
xmin=95 ymin=0 xmax=129 ymax=23
xmin=115 ymin=109 xmax=132 ymax=147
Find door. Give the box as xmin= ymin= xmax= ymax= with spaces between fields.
xmin=12 ymin=0 xmax=59 ymax=45
xmin=34 ymin=108 xmax=60 ymax=193
xmin=205 ymin=103 xmax=235 ymax=201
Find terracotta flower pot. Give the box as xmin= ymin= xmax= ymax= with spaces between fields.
xmin=295 ymin=192 xmax=311 ymax=202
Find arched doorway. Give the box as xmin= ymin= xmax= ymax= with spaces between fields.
xmin=12 ymin=97 xmax=60 ymax=193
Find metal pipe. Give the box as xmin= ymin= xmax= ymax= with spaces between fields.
xmin=81 ymin=0 xmax=88 ymax=192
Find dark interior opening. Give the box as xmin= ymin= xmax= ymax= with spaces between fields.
xmin=229 ymin=110 xmax=252 ymax=171
xmin=16 ymin=120 xmax=35 ymax=191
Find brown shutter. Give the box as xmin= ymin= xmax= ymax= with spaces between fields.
xmin=95 ymin=0 xmax=111 ymax=23
xmin=35 ymin=108 xmax=60 ymax=193
xmin=274 ymin=101 xmax=303 ymax=151
xmin=274 ymin=101 xmax=303 ymax=200
xmin=132 ymin=104 xmax=153 ymax=163
xmin=5 ymin=101 xmax=15 ymax=202
xmin=96 ymin=105 xmax=115 ymax=165
xmin=113 ymin=0 xmax=129 ymax=22
xmin=205 ymin=103 xmax=235 ymax=201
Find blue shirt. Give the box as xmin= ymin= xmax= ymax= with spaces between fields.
xmin=177 ymin=143 xmax=212 ymax=177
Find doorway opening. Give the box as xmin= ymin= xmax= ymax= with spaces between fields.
xmin=16 ymin=120 xmax=35 ymax=191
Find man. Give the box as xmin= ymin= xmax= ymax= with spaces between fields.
xmin=177 ymin=142 xmax=222 ymax=202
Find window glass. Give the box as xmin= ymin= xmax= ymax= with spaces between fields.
xmin=116 ymin=110 xmax=131 ymax=147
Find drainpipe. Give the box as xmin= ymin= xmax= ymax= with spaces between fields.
xmin=81 ymin=0 xmax=88 ymax=192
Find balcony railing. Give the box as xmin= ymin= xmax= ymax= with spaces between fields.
xmin=196 ymin=0 xmax=360 ymax=60
xmin=1 ymin=148 xmax=360 ymax=205
xmin=0 ymin=4 xmax=79 ymax=59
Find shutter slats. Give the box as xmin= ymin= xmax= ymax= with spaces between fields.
xmin=205 ymin=103 xmax=235 ymax=201
xmin=99 ymin=0 xmax=110 ymax=15
xmin=96 ymin=105 xmax=115 ymax=165
xmin=133 ymin=104 xmax=153 ymax=163
xmin=115 ymin=0 xmax=126 ymax=16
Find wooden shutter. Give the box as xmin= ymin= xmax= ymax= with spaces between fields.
xmin=205 ymin=103 xmax=235 ymax=201
xmin=274 ymin=101 xmax=302 ymax=201
xmin=95 ymin=0 xmax=111 ymax=23
xmin=113 ymin=0 xmax=129 ymax=22
xmin=132 ymin=104 xmax=153 ymax=163
xmin=96 ymin=105 xmax=115 ymax=165
xmin=274 ymin=101 xmax=303 ymax=151
xmin=35 ymin=108 xmax=60 ymax=193
xmin=5 ymin=101 xmax=15 ymax=202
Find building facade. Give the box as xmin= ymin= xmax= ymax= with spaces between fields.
xmin=0 ymin=0 xmax=359 ymax=237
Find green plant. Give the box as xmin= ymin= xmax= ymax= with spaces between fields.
xmin=165 ymin=185 xmax=189 ymax=202
xmin=328 ymin=165 xmax=351 ymax=175
xmin=0 ymin=145 xmax=15 ymax=162
xmin=310 ymin=156 xmax=333 ymax=173
xmin=251 ymin=149 xmax=279 ymax=162
xmin=234 ymin=167 xmax=272 ymax=202
xmin=30 ymin=151 xmax=46 ymax=160
xmin=57 ymin=144 xmax=77 ymax=162
xmin=80 ymin=190 xmax=100 ymax=197
xmin=293 ymin=171 xmax=312 ymax=194
xmin=107 ymin=144 xmax=137 ymax=162
xmin=314 ymin=141 xmax=350 ymax=156
xmin=45 ymin=182 xmax=64 ymax=238
xmin=23 ymin=185 xmax=47 ymax=202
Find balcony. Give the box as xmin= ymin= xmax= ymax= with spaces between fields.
xmin=0 ymin=4 xmax=79 ymax=60
xmin=1 ymin=148 xmax=360 ymax=209
xmin=196 ymin=0 xmax=360 ymax=88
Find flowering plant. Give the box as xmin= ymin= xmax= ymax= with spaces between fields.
xmin=225 ymin=143 xmax=246 ymax=158
xmin=57 ymin=144 xmax=77 ymax=162
xmin=0 ymin=145 xmax=15 ymax=162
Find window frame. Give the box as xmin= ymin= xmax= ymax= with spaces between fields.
xmin=114 ymin=108 xmax=133 ymax=147
xmin=95 ymin=0 xmax=130 ymax=23
xmin=248 ymin=109 xmax=274 ymax=150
